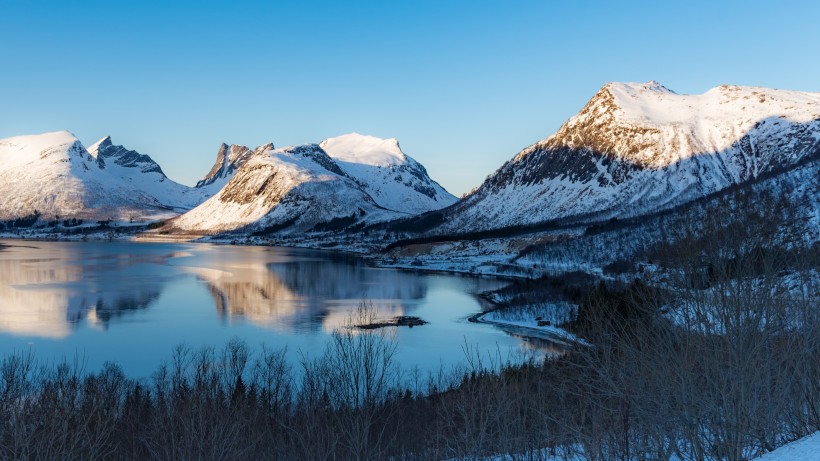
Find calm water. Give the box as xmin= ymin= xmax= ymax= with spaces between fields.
xmin=0 ymin=239 xmax=547 ymax=377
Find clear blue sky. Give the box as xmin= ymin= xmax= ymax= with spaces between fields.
xmin=2 ymin=0 xmax=818 ymax=196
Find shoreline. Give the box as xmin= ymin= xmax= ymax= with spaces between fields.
xmin=0 ymin=233 xmax=583 ymax=346
xmin=468 ymin=306 xmax=581 ymax=346
xmin=0 ymin=231 xmax=538 ymax=280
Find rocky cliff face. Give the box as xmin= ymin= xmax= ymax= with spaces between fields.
xmin=196 ymin=142 xmax=274 ymax=191
xmin=437 ymin=82 xmax=820 ymax=232
xmin=88 ymin=136 xmax=166 ymax=175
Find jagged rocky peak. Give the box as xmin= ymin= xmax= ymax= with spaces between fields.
xmin=86 ymin=135 xmax=113 ymax=155
xmin=197 ymin=141 xmax=274 ymax=188
xmin=87 ymin=136 xmax=165 ymax=175
xmin=254 ymin=142 xmax=274 ymax=154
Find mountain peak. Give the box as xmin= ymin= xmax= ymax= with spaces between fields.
xmin=603 ymin=80 xmax=676 ymax=97
xmin=255 ymin=142 xmax=274 ymax=153
xmin=196 ymin=142 xmax=257 ymax=188
xmin=441 ymin=82 xmax=820 ymax=233
xmin=643 ymin=80 xmax=675 ymax=93
xmin=319 ymin=133 xmax=406 ymax=167
xmin=87 ymin=136 xmax=113 ymax=157
xmin=85 ymin=136 xmax=166 ymax=176
xmin=0 ymin=130 xmax=192 ymax=222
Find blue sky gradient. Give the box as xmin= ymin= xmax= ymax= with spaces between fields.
xmin=2 ymin=0 xmax=818 ymax=195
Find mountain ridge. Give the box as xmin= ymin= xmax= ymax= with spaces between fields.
xmin=1 ymin=82 xmax=816 ymax=246
xmin=432 ymin=81 xmax=820 ymax=233
xmin=164 ymin=135 xmax=458 ymax=235
xmin=0 ymin=131 xmax=177 ymax=222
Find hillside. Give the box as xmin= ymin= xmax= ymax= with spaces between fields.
xmin=434 ymin=82 xmax=820 ymax=232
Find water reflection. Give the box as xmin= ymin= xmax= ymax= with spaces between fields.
xmin=0 ymin=240 xmax=565 ymax=377
xmin=0 ymin=242 xmax=176 ymax=338
xmin=183 ymin=248 xmax=427 ymax=333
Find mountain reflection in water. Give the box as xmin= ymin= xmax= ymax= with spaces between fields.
xmin=0 ymin=242 xmax=179 ymax=338
xmin=0 ymin=240 xmax=560 ymax=377
xmin=184 ymin=248 xmax=427 ymax=333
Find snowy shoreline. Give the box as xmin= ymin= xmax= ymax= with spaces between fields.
xmin=0 ymin=233 xmax=586 ymax=346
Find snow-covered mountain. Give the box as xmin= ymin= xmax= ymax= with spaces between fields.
xmin=196 ymin=141 xmax=274 ymax=194
xmin=0 ymin=131 xmax=189 ymax=222
xmin=319 ymin=133 xmax=456 ymax=214
xmin=166 ymin=144 xmax=394 ymax=234
xmin=165 ymin=135 xmax=456 ymax=235
xmin=436 ymin=82 xmax=820 ymax=232
xmin=87 ymin=136 xmax=206 ymax=210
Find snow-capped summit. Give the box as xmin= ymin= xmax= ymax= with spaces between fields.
xmin=0 ymin=131 xmax=176 ymax=221
xmin=320 ymin=133 xmax=457 ymax=214
xmin=623 ymin=80 xmax=676 ymax=95
xmin=320 ymin=133 xmax=406 ymax=166
xmin=436 ymin=82 xmax=820 ymax=232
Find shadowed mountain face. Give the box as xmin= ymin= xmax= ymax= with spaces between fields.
xmin=90 ymin=136 xmax=166 ymax=175
xmin=319 ymin=133 xmax=457 ymax=214
xmin=87 ymin=136 xmax=208 ymax=210
xmin=434 ymin=82 xmax=820 ymax=233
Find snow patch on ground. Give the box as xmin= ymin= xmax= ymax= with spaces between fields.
xmin=477 ymin=309 xmax=580 ymax=345
xmin=754 ymin=431 xmax=820 ymax=461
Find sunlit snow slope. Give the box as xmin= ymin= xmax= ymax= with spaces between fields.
xmin=0 ymin=131 xmax=192 ymax=222
xmin=319 ymin=133 xmax=456 ymax=214
xmin=439 ymin=82 xmax=820 ymax=232
xmin=169 ymin=135 xmax=456 ymax=235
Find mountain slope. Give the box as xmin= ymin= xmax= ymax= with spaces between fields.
xmin=166 ymin=134 xmax=456 ymax=236
xmin=0 ymin=131 xmax=180 ymax=222
xmin=319 ymin=133 xmax=457 ymax=214
xmin=166 ymin=144 xmax=400 ymax=235
xmin=196 ymin=141 xmax=274 ymax=194
xmin=87 ymin=136 xmax=207 ymax=210
xmin=437 ymin=82 xmax=820 ymax=232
